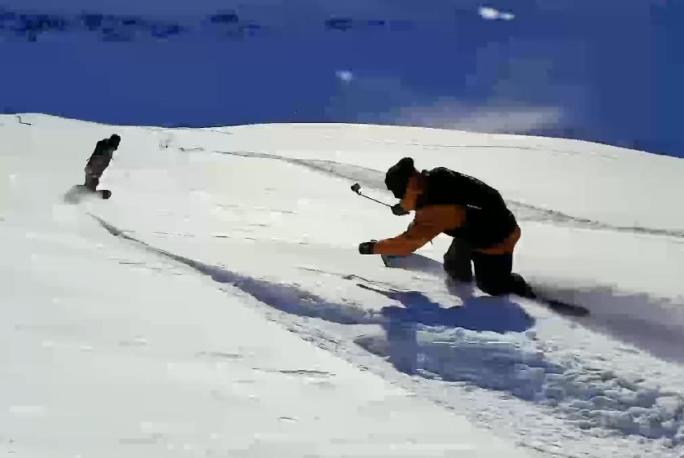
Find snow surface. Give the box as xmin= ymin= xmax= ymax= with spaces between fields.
xmin=2 ymin=114 xmax=684 ymax=457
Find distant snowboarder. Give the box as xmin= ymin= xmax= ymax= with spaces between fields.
xmin=358 ymin=157 xmax=534 ymax=298
xmin=63 ymin=134 xmax=120 ymax=203
xmin=83 ymin=134 xmax=120 ymax=196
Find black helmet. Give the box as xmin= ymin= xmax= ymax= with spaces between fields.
xmin=109 ymin=134 xmax=121 ymax=148
xmin=384 ymin=157 xmax=416 ymax=199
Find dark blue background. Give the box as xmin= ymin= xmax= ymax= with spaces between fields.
xmin=1 ymin=1 xmax=681 ymax=157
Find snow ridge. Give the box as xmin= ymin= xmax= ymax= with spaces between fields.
xmin=213 ymin=149 xmax=684 ymax=240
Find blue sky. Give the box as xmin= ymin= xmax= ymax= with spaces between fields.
xmin=1 ymin=0 xmax=681 ymax=157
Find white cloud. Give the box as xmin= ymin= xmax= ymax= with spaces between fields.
xmin=452 ymin=106 xmax=561 ymax=133
xmin=388 ymin=99 xmax=563 ymax=134
xmin=478 ymin=6 xmax=515 ymax=21
xmin=327 ymin=73 xmax=564 ymax=135
xmin=478 ymin=7 xmax=499 ymax=20
xmin=335 ymin=70 xmax=354 ymax=83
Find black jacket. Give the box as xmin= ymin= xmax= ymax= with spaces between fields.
xmin=85 ymin=139 xmax=115 ymax=176
xmin=416 ymin=167 xmax=518 ymax=248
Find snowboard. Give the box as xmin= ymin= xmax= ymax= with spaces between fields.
xmin=63 ymin=185 xmax=111 ymax=204
xmin=380 ymin=254 xmax=589 ymax=317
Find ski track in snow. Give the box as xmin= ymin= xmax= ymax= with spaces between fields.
xmin=89 ymin=214 xmax=381 ymax=326
xmin=89 ymin=213 xmax=684 ymax=454
xmin=211 ymin=149 xmax=684 ymax=241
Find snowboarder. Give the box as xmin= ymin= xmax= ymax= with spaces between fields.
xmin=84 ymin=134 xmax=120 ymax=193
xmin=358 ymin=157 xmax=534 ymax=298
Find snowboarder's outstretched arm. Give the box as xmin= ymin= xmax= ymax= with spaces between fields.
xmin=360 ymin=205 xmax=465 ymax=256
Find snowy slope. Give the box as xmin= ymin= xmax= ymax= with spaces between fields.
xmin=2 ymin=114 xmax=684 ymax=457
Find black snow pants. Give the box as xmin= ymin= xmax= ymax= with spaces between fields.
xmin=443 ymin=238 xmax=534 ymax=297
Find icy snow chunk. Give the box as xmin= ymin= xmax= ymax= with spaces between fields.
xmin=356 ymin=324 xmax=684 ymax=442
xmin=590 ymin=396 xmax=619 ymax=410
xmin=656 ymin=395 xmax=681 ymax=420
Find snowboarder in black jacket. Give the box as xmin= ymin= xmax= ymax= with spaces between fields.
xmin=359 ymin=157 xmax=532 ymax=297
xmin=84 ymin=134 xmax=120 ymax=191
